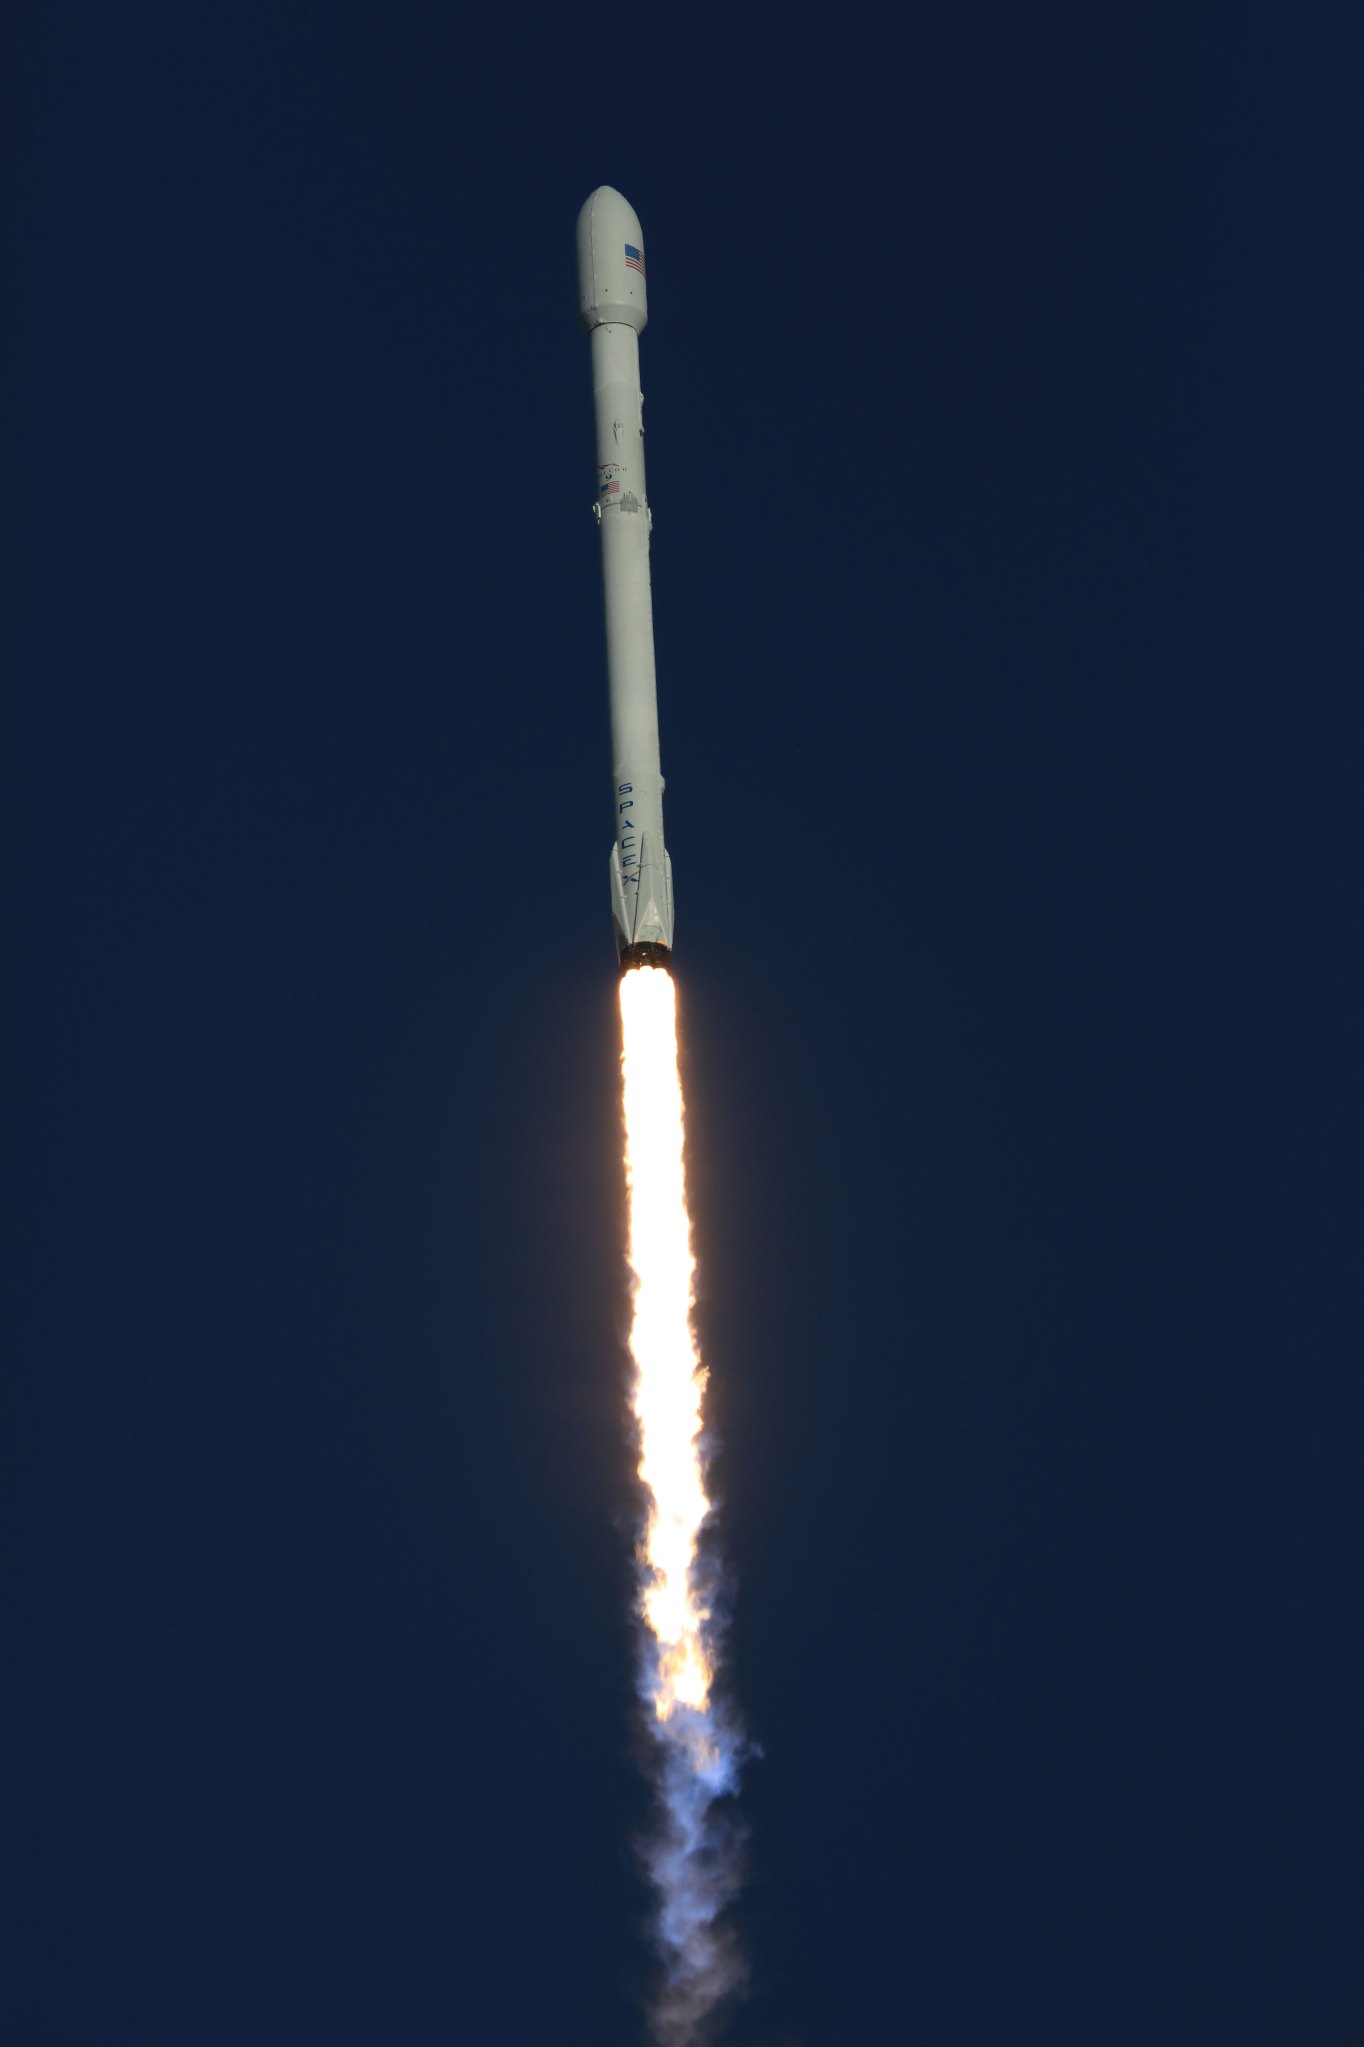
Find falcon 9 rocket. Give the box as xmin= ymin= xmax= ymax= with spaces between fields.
xmin=577 ymin=186 xmax=674 ymax=971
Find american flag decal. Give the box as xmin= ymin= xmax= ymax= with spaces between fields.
xmin=624 ymin=243 xmax=645 ymax=275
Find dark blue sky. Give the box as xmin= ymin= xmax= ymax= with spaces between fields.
xmin=8 ymin=6 xmax=1360 ymax=2043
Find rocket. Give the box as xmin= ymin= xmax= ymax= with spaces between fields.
xmin=577 ymin=187 xmax=674 ymax=972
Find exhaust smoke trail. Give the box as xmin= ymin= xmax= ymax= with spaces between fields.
xmin=618 ymin=962 xmax=746 ymax=2042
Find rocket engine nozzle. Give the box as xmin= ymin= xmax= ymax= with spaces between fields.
xmin=618 ymin=942 xmax=672 ymax=977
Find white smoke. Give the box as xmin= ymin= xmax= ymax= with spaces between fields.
xmin=637 ymin=1559 xmax=750 ymax=2041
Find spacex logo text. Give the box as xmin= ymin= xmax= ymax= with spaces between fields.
xmin=617 ymin=783 xmax=637 ymax=875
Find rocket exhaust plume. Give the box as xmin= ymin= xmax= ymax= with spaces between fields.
xmin=578 ymin=188 xmax=749 ymax=2037
xmin=619 ymin=962 xmax=745 ymax=2040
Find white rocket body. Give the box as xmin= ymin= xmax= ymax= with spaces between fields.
xmin=577 ymin=187 xmax=674 ymax=965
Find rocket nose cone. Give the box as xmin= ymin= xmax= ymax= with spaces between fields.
xmin=577 ymin=186 xmax=648 ymax=334
xmin=577 ymin=185 xmax=644 ymax=246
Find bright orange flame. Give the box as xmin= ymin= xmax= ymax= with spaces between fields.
xmin=618 ymin=963 xmax=712 ymax=1721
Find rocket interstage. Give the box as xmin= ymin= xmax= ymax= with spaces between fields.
xmin=578 ymin=190 xmax=748 ymax=2040
xmin=577 ymin=187 xmax=674 ymax=969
